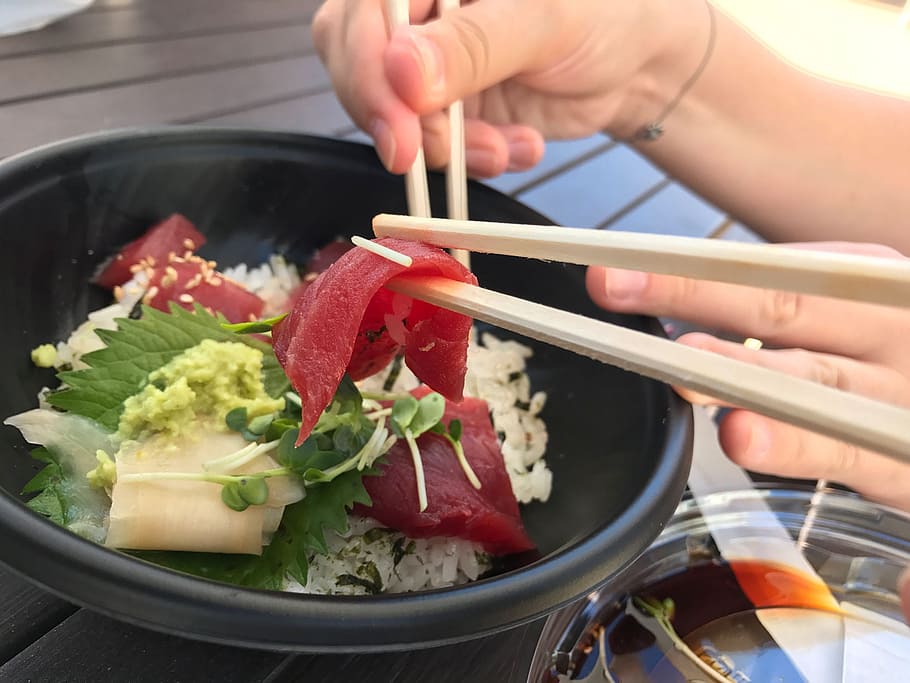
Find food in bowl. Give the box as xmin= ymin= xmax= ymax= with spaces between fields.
xmin=7 ymin=214 xmax=555 ymax=595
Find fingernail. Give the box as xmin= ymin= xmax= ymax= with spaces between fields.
xmin=370 ymin=119 xmax=396 ymax=171
xmin=407 ymin=33 xmax=445 ymax=99
xmin=603 ymin=269 xmax=648 ymax=301
xmin=506 ymin=140 xmax=535 ymax=172
xmin=746 ymin=421 xmax=772 ymax=460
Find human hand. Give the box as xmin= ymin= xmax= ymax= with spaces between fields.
xmin=585 ymin=242 xmax=910 ymax=512
xmin=312 ymin=0 xmax=707 ymax=176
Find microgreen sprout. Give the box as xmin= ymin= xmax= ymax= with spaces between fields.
xmin=120 ymin=414 xmax=397 ymax=513
xmin=219 ymin=313 xmax=288 ymax=334
xmin=630 ymin=596 xmax=728 ymax=682
xmin=390 ymin=393 xmax=446 ymax=512
xmin=202 ymin=439 xmax=281 ymax=473
xmin=117 ymin=468 xmax=287 ymax=512
xmin=430 ymin=419 xmax=480 ymax=489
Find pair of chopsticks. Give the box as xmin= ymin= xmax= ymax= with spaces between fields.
xmin=384 ymin=0 xmax=470 ymax=268
xmin=373 ymin=213 xmax=910 ymax=465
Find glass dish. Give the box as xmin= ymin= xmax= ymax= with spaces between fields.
xmin=528 ymin=486 xmax=910 ymax=682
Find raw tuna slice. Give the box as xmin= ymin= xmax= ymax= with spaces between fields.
xmin=145 ymin=256 xmax=264 ymax=323
xmin=273 ymin=238 xmax=477 ymax=443
xmin=357 ymin=389 xmax=534 ymax=555
xmin=285 ymin=239 xmax=355 ymax=305
xmin=94 ymin=214 xmax=206 ymax=288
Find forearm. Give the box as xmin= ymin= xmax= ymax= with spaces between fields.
xmin=613 ymin=1 xmax=910 ymax=252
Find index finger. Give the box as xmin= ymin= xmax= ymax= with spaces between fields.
xmin=584 ymin=244 xmax=910 ymax=362
xmin=313 ymin=0 xmax=436 ymax=172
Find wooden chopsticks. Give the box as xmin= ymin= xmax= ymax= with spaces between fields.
xmin=384 ymin=0 xmax=471 ymax=267
xmin=372 ymin=213 xmax=910 ymax=463
xmin=383 ymin=0 xmax=431 ymax=218
xmin=374 ymin=214 xmax=910 ymax=308
xmin=385 ymin=275 xmax=910 ymax=464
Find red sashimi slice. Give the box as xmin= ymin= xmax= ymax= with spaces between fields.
xmin=355 ymin=389 xmax=534 ymax=555
xmin=306 ymin=239 xmax=355 ymax=274
xmin=273 ymin=238 xmax=477 ymax=443
xmin=94 ymin=214 xmax=206 ymax=288
xmin=286 ymin=239 xmax=356 ymax=305
xmin=146 ymin=257 xmax=264 ymax=323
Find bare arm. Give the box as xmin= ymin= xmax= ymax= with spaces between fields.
xmin=314 ymin=0 xmax=910 ymax=250
xmin=618 ymin=3 xmax=910 ymax=250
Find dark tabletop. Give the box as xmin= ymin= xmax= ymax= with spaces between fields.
xmin=0 ymin=1 xmax=761 ymax=680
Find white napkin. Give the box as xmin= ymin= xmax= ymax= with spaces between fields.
xmin=0 ymin=0 xmax=94 ymax=37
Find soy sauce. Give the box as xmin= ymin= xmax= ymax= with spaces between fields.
xmin=541 ymin=559 xmax=856 ymax=682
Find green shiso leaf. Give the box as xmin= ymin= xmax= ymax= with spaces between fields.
xmin=47 ymin=303 xmax=289 ymax=431
xmin=22 ymin=447 xmax=66 ymax=525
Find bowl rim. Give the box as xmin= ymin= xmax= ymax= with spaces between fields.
xmin=0 ymin=125 xmax=694 ymax=651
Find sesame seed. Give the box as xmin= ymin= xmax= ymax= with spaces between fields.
xmin=113 ymin=286 xmax=124 ymax=301
xmin=165 ymin=266 xmax=178 ymax=280
xmin=183 ymin=238 xmax=196 ymax=250
xmin=208 ymin=277 xmax=222 ymax=287
xmin=146 ymin=286 xmax=159 ymax=300
xmin=146 ymin=256 xmax=156 ymax=267
xmin=129 ymin=264 xmax=142 ymax=274
xmin=178 ymin=293 xmax=194 ymax=304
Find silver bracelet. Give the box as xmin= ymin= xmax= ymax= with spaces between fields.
xmin=633 ymin=0 xmax=717 ymax=142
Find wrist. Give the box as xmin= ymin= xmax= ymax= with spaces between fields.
xmin=606 ymin=0 xmax=712 ymax=140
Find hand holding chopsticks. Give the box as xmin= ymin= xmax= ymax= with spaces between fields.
xmin=384 ymin=0 xmax=471 ymax=268
xmin=374 ymin=213 xmax=910 ymax=467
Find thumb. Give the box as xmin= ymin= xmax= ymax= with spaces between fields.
xmin=384 ymin=0 xmax=546 ymax=113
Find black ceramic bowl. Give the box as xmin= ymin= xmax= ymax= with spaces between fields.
xmin=0 ymin=128 xmax=692 ymax=651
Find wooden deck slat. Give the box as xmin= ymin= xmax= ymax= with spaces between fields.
xmin=0 ymin=55 xmax=331 ymax=157
xmin=517 ymin=145 xmax=665 ymax=227
xmin=0 ymin=610 xmax=287 ymax=682
xmin=718 ymin=222 xmax=764 ymax=243
xmin=267 ymin=622 xmax=542 ymax=683
xmin=484 ymin=136 xmax=612 ymax=196
xmin=202 ymin=90 xmax=354 ymax=137
xmin=0 ymin=0 xmax=320 ymax=59
xmin=0 ymin=566 xmax=77 ymax=667
xmin=0 ymin=25 xmax=314 ymax=105
xmin=605 ymin=182 xmax=727 ymax=238
xmin=87 ymin=0 xmax=143 ymax=11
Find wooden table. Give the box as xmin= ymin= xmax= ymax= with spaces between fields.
xmin=0 ymin=2 xmax=761 ymax=680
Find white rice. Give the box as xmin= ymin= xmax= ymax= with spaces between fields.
xmin=222 ymin=254 xmax=301 ymax=317
xmin=285 ymin=517 xmax=491 ymax=596
xmin=46 ymin=253 xmax=551 ymax=596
